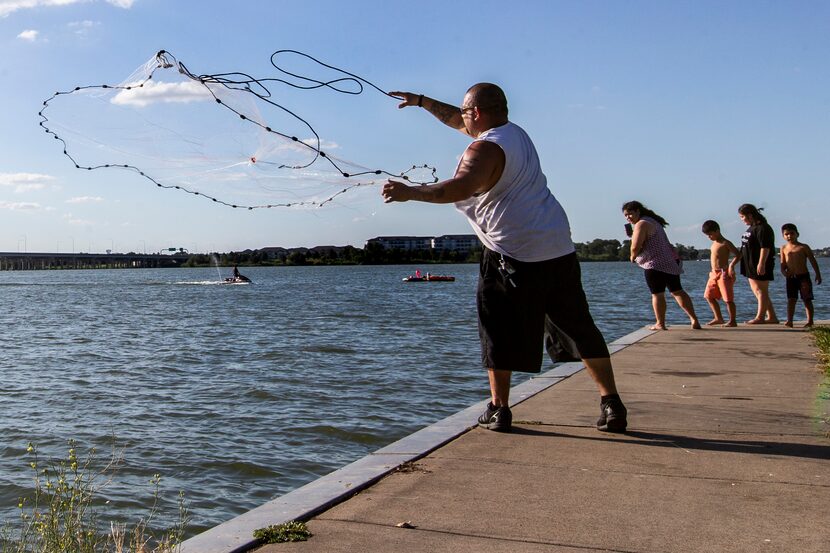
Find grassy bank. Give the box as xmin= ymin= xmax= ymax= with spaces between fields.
xmin=1 ymin=441 xmax=186 ymax=553
xmin=811 ymin=326 xmax=830 ymax=438
xmin=812 ymin=326 xmax=830 ymax=376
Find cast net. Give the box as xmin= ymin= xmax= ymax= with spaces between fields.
xmin=39 ymin=50 xmax=437 ymax=210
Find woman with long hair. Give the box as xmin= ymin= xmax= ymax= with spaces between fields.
xmin=738 ymin=203 xmax=778 ymax=324
xmin=622 ymin=201 xmax=700 ymax=330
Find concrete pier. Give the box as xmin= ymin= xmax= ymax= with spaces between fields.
xmin=184 ymin=323 xmax=829 ymax=553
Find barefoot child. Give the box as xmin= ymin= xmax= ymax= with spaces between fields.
xmin=701 ymin=220 xmax=742 ymax=326
xmin=780 ymin=223 xmax=822 ymax=327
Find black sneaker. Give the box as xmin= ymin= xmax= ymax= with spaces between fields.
xmin=597 ymin=398 xmax=627 ymax=432
xmin=478 ymin=402 xmax=512 ymax=432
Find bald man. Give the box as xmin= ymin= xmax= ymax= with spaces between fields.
xmin=382 ymin=83 xmax=626 ymax=434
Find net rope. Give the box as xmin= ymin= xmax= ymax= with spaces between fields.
xmin=38 ymin=50 xmax=438 ymax=210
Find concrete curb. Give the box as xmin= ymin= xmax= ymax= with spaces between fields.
xmin=180 ymin=326 xmax=656 ymax=553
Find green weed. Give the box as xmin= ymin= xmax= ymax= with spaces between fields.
xmin=811 ymin=326 xmax=830 ymax=376
xmin=253 ymin=521 xmax=312 ymax=544
xmin=1 ymin=440 xmax=187 ymax=553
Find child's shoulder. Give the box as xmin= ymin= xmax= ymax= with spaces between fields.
xmin=783 ymin=242 xmax=810 ymax=254
xmin=713 ymin=238 xmax=737 ymax=251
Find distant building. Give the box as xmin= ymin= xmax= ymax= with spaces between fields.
xmin=366 ymin=234 xmax=480 ymax=253
xmin=366 ymin=236 xmax=433 ymax=251
xmin=432 ymin=234 xmax=482 ymax=253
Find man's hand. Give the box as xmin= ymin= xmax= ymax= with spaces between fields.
xmin=389 ymin=91 xmax=419 ymax=109
xmin=382 ymin=180 xmax=412 ymax=203
xmin=389 ymin=90 xmax=469 ymax=133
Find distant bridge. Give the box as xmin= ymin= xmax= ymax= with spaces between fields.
xmin=0 ymin=252 xmax=191 ymax=271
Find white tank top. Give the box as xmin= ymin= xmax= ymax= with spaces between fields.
xmin=454 ymin=122 xmax=574 ymax=262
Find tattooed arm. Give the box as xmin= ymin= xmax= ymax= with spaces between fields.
xmin=382 ymin=140 xmax=504 ymax=204
xmin=389 ymin=91 xmax=470 ymax=136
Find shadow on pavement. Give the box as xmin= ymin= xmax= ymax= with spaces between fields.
xmin=508 ymin=426 xmax=830 ymax=461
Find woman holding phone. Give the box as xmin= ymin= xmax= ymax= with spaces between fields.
xmin=622 ymin=201 xmax=701 ymax=330
xmin=737 ymin=203 xmax=778 ymax=324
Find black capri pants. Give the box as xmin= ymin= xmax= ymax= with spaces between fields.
xmin=477 ymin=248 xmax=609 ymax=373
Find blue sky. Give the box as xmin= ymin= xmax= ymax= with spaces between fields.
xmin=1 ymin=0 xmax=828 ymax=254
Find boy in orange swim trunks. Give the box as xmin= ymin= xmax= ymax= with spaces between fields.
xmin=702 ymin=220 xmax=742 ymax=326
xmin=780 ymin=223 xmax=822 ymax=327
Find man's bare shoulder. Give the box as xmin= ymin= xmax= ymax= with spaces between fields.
xmin=466 ymin=139 xmax=503 ymax=155
xmin=457 ymin=139 xmax=505 ymax=195
xmin=461 ymin=140 xmax=505 ymax=175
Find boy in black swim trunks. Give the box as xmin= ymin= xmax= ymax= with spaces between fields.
xmin=780 ymin=223 xmax=822 ymax=327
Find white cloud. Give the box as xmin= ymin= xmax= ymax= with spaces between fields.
xmin=301 ymin=138 xmax=340 ymax=150
xmin=0 ymin=201 xmax=42 ymax=211
xmin=674 ymin=223 xmax=703 ymax=234
xmin=110 ymin=79 xmax=212 ymax=108
xmin=1 ymin=0 xmax=134 ymax=18
xmin=14 ymin=183 xmax=46 ymax=193
xmin=2 ymin=1 xmax=83 ymax=18
xmin=65 ymin=195 xmax=103 ymax=204
xmin=68 ymin=19 xmax=99 ymax=35
xmin=0 ymin=0 xmax=135 ymax=17
xmin=62 ymin=212 xmax=94 ymax=226
xmin=17 ymin=29 xmax=38 ymax=41
xmin=0 ymin=172 xmax=55 ymax=193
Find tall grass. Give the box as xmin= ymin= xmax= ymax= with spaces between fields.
xmin=1 ymin=441 xmax=187 ymax=553
xmin=812 ymin=326 xmax=830 ymax=376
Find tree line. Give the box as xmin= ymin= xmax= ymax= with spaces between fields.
xmin=183 ymin=239 xmax=712 ymax=267
xmin=574 ymin=239 xmax=706 ymax=262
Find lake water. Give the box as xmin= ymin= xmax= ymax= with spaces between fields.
xmin=1 ymin=259 xmax=827 ymax=535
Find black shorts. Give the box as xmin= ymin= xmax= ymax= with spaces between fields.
xmin=477 ymin=248 xmax=609 ymax=373
xmin=644 ymin=269 xmax=683 ymax=294
xmin=786 ymin=274 xmax=814 ymax=301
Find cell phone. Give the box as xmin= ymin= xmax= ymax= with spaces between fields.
xmin=624 ymin=223 xmax=633 ymax=237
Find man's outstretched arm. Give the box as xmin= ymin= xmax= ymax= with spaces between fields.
xmin=382 ymin=140 xmax=504 ymax=204
xmin=389 ymin=91 xmax=471 ymax=136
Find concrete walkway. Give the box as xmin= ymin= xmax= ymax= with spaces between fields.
xmin=251 ymin=324 xmax=829 ymax=553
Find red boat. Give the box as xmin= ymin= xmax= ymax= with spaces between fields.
xmin=402 ymin=274 xmax=455 ymax=282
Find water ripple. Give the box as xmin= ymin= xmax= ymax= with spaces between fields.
xmin=1 ymin=260 xmax=827 ymax=534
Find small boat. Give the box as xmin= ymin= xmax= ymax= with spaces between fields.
xmin=224 ymin=266 xmax=251 ymax=284
xmin=402 ymin=274 xmax=455 ymax=282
